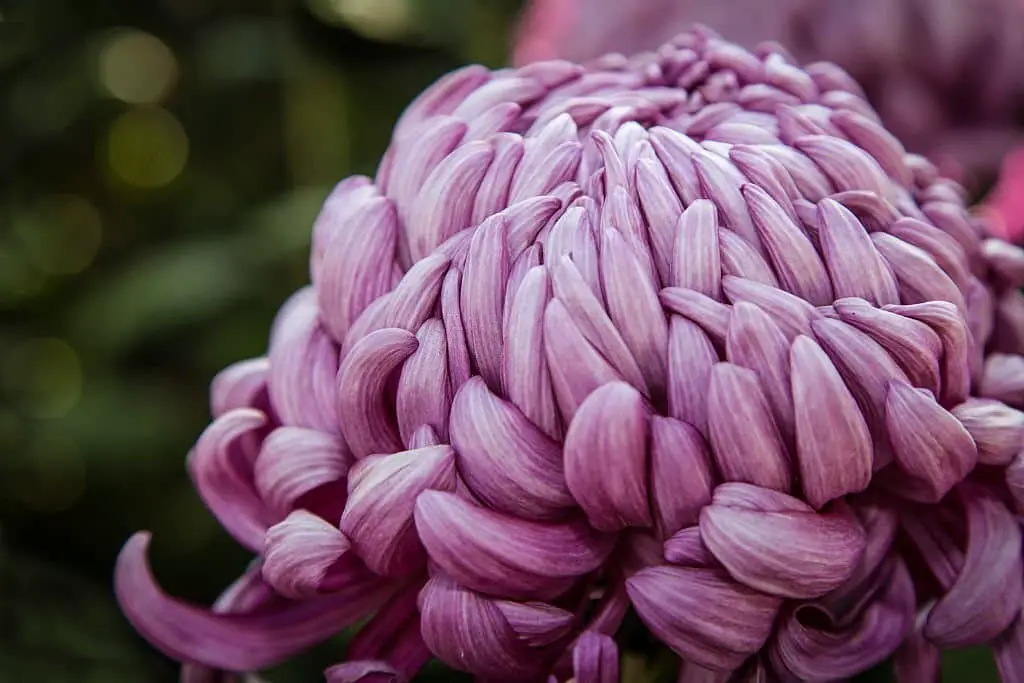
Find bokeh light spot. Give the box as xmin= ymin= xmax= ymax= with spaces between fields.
xmin=0 ymin=246 xmax=46 ymax=306
xmin=98 ymin=29 xmax=178 ymax=104
xmin=2 ymin=338 xmax=82 ymax=419
xmin=309 ymin=0 xmax=412 ymax=40
xmin=105 ymin=106 xmax=189 ymax=188
xmin=15 ymin=195 xmax=103 ymax=275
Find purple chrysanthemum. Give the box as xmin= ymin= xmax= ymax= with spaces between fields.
xmin=514 ymin=0 xmax=1024 ymax=181
xmin=116 ymin=28 xmax=1024 ymax=683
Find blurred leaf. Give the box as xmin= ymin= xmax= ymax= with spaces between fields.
xmin=68 ymin=239 xmax=251 ymax=353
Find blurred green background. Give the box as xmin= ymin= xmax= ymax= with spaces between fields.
xmin=0 ymin=1 xmax=1003 ymax=681
xmin=0 ymin=0 xmax=521 ymax=679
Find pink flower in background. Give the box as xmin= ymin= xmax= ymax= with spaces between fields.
xmin=983 ymin=147 xmax=1024 ymax=244
xmin=115 ymin=28 xmax=1024 ymax=683
xmin=514 ymin=0 xmax=1024 ymax=182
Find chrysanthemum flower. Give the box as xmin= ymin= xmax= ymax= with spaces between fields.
xmin=116 ymin=27 xmax=1024 ymax=683
xmin=514 ymin=0 xmax=1024 ymax=180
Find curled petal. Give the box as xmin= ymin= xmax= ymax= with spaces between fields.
xmin=743 ymin=183 xmax=832 ymax=305
xmin=718 ymin=229 xmax=778 ymax=288
xmin=817 ymin=198 xmax=899 ymax=306
xmin=396 ymin=319 xmax=452 ymax=445
xmin=318 ymin=197 xmax=397 ymax=343
xmin=871 ymin=233 xmax=966 ymax=314
xmin=325 ymin=662 xmax=403 ymax=683
xmin=337 ymin=328 xmax=418 ymax=459
xmin=450 ymin=376 xmax=574 ymax=520
xmin=600 ymin=229 xmax=669 ymax=397
xmin=666 ymin=316 xmax=719 ymax=436
xmin=415 ymin=490 xmax=615 ymax=601
xmin=441 ymin=269 xmax=471 ymax=393
xmin=951 ymin=398 xmax=1024 ymax=465
xmin=794 ymin=135 xmax=888 ymax=197
xmin=888 ymin=217 xmax=972 ymax=290
xmin=790 ymin=335 xmax=872 ymax=509
xmin=407 ymin=142 xmax=495 ymax=261
xmin=700 ymin=489 xmax=866 ymax=599
xmin=726 ymin=301 xmax=794 ymax=440
xmin=544 ymin=298 xmax=622 ymax=423
xmin=114 ymin=533 xmax=394 ymax=672
xmin=310 ymin=176 xmax=376 ymax=282
xmin=340 ymin=445 xmax=457 ymax=577
xmin=211 ymin=358 xmax=270 ymax=418
xmin=636 ymin=157 xmax=684 ymax=285
xmin=650 ymin=416 xmax=714 ymax=538
xmin=660 ymin=287 xmax=731 ymax=345
xmin=673 ymin=199 xmax=722 ymax=298
xmin=573 ymin=631 xmax=619 ymax=683
xmin=663 ymin=526 xmax=715 ymax=568
xmin=187 ymin=409 xmax=271 ymax=552
xmin=268 ymin=291 xmax=339 ymax=433
xmin=980 ymin=353 xmax=1024 ymax=408
xmin=263 ymin=510 xmax=350 ymax=599
xmin=564 ymin=381 xmax=652 ymax=532
xmin=384 ymin=253 xmax=450 ymax=333
xmin=812 ymin=317 xmax=910 ymax=458
xmin=694 ymin=151 xmax=760 ymax=254
xmin=994 ymin=614 xmax=1024 ymax=683
xmin=885 ymin=381 xmax=978 ymax=503
xmin=461 ymin=215 xmax=509 ymax=392
xmin=627 ymin=565 xmax=781 ymax=671
xmin=551 ymin=255 xmax=647 ymax=392
xmin=721 ymin=275 xmax=817 ymax=342
xmin=494 ymin=600 xmax=576 ymax=648
xmin=834 ymin=298 xmax=942 ymax=397
xmin=504 ymin=266 xmax=562 ymax=440
xmin=885 ymin=301 xmax=971 ymax=407
xmin=706 ymin=363 xmax=791 ymax=491
xmin=345 ymin=584 xmax=432 ymax=679
xmin=770 ymin=558 xmax=915 ymax=682
xmin=1008 ymin=452 xmax=1024 ymax=514
xmin=418 ymin=575 xmax=551 ymax=679
xmin=254 ymin=427 xmax=352 ymax=519
xmin=925 ymin=483 xmax=1024 ymax=647
xmin=892 ymin=626 xmax=941 ymax=683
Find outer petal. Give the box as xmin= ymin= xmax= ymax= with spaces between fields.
xmin=924 ymin=483 xmax=1024 ymax=647
xmin=267 ymin=290 xmax=340 ymax=433
xmin=884 ymin=381 xmax=978 ymax=503
xmin=345 ymin=583 xmax=433 ymax=679
xmin=789 ymin=334 xmax=872 ymax=509
xmin=337 ymin=328 xmax=418 ymax=460
xmin=627 ymin=565 xmax=782 ymax=671
xmin=418 ymin=575 xmax=554 ymax=679
xmin=706 ymin=363 xmax=791 ymax=491
xmin=114 ymin=533 xmax=394 ymax=671
xmin=573 ymin=631 xmax=619 ymax=683
xmin=262 ymin=510 xmax=351 ymax=599
xmin=649 ymin=416 xmax=714 ymax=538
xmin=449 ymin=376 xmax=574 ymax=520
xmin=211 ymin=358 xmax=270 ymax=419
xmin=564 ymin=381 xmax=652 ymax=532
xmin=699 ymin=486 xmax=866 ymax=599
xmin=187 ymin=409 xmax=271 ymax=553
xmin=253 ymin=427 xmax=351 ymax=519
xmin=340 ymin=446 xmax=457 ymax=577
xmin=414 ymin=490 xmax=615 ymax=601
xmin=951 ymin=398 xmax=1024 ymax=466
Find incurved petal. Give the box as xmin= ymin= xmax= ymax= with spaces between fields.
xmin=450 ymin=376 xmax=574 ymax=521
xmin=114 ymin=533 xmax=394 ymax=671
xmin=254 ymin=427 xmax=352 ymax=519
xmin=573 ymin=631 xmax=619 ymax=683
xmin=262 ymin=510 xmax=351 ymax=599
xmin=187 ymin=409 xmax=271 ymax=553
xmin=341 ymin=446 xmax=457 ymax=577
xmin=211 ymin=358 xmax=271 ymax=419
xmin=414 ymin=490 xmax=615 ymax=601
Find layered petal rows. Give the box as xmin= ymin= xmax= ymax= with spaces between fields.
xmin=116 ymin=28 xmax=1024 ymax=683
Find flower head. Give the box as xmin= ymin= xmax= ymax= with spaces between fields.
xmin=116 ymin=28 xmax=1024 ymax=683
xmin=515 ymin=0 xmax=1024 ymax=180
